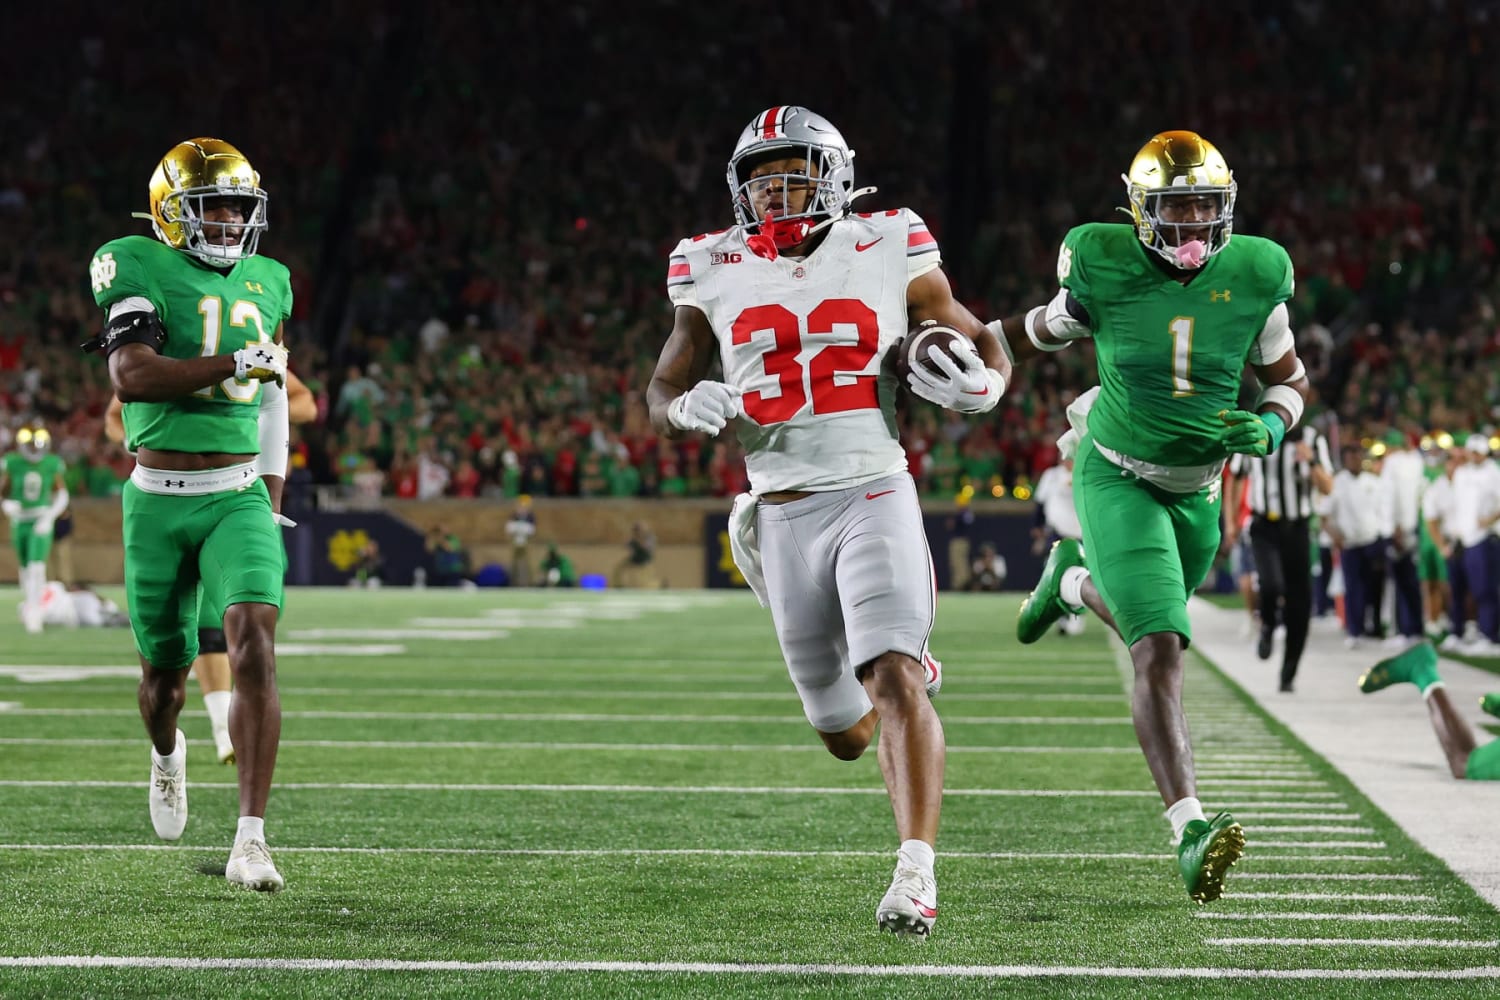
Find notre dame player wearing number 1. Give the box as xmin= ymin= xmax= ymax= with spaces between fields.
xmin=989 ymin=132 xmax=1312 ymax=904
xmin=86 ymin=138 xmax=293 ymax=891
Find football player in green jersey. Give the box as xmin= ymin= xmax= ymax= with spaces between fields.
xmin=1359 ymin=642 xmax=1500 ymax=781
xmin=107 ymin=373 xmax=316 ymax=766
xmin=86 ymin=137 xmax=293 ymax=891
xmin=988 ymin=132 xmax=1312 ymax=903
xmin=0 ymin=424 xmax=69 ymax=634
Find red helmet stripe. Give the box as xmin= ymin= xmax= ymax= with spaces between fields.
xmin=761 ymin=106 xmax=783 ymax=139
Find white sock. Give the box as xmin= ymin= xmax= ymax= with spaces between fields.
xmin=1166 ymin=796 xmax=1207 ymax=843
xmin=204 ymin=691 xmax=231 ymax=735
xmin=23 ymin=563 xmax=44 ymax=606
xmin=236 ymin=816 xmax=265 ymax=845
xmin=898 ymin=838 xmax=935 ymax=874
xmin=151 ymin=732 xmax=184 ymax=771
xmin=1059 ymin=566 xmax=1090 ymax=609
xmin=1421 ymin=680 xmax=1447 ymax=701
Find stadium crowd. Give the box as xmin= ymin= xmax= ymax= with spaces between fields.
xmin=2 ymin=1 xmax=1498 ymax=504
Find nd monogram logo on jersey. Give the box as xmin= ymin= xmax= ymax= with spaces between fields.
xmin=1210 ymin=289 xmax=1232 ymax=303
xmin=710 ymin=251 xmax=743 ymax=265
xmin=90 ymin=253 xmax=117 ymax=293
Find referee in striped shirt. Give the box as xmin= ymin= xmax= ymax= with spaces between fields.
xmin=1224 ymin=425 xmax=1335 ymax=691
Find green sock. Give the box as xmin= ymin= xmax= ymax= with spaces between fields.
xmin=1360 ymin=641 xmax=1441 ymax=694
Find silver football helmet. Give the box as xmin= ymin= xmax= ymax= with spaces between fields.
xmin=726 ymin=106 xmax=863 ymax=234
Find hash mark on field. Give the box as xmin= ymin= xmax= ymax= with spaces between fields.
xmin=3 ymin=956 xmax=1499 ymax=979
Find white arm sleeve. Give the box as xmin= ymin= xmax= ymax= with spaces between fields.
xmin=1041 ymin=288 xmax=1092 ymax=342
xmin=108 ymin=296 xmax=156 ymax=319
xmin=256 ymin=378 xmax=290 ymax=479
xmin=44 ymin=487 xmax=69 ymax=520
xmin=1248 ymin=303 xmax=1294 ymax=364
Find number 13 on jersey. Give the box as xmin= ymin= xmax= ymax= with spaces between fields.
xmin=195 ymin=295 xmax=271 ymax=402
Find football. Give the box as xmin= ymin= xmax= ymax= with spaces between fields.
xmin=896 ymin=322 xmax=967 ymax=387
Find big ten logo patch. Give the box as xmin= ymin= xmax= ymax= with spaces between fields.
xmin=716 ymin=530 xmax=747 ymax=587
xmin=328 ymin=528 xmax=371 ymax=571
xmin=710 ymin=251 xmax=743 ymax=265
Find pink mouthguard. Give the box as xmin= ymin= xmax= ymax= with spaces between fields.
xmin=1174 ymin=240 xmax=1208 ymax=269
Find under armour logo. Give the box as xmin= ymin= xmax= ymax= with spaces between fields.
xmin=164 ymin=479 xmax=187 ymax=488
xmin=1210 ymin=289 xmax=1232 ymax=303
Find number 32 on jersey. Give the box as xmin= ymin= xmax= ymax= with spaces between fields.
xmin=195 ymin=295 xmax=271 ymax=403
xmin=731 ymin=299 xmax=880 ymax=424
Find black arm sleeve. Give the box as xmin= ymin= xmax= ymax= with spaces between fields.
xmin=1064 ymin=292 xmax=1092 ymax=327
xmin=82 ymin=310 xmax=166 ymax=356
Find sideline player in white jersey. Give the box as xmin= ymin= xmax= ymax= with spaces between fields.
xmin=1031 ymin=431 xmax=1085 ymax=635
xmin=647 ymin=105 xmax=1009 ymax=937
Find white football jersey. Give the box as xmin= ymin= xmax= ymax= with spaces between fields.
xmin=667 ymin=209 xmax=943 ymax=493
xmin=1033 ymin=463 xmax=1081 ymax=540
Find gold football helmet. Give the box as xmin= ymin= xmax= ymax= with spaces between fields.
xmin=16 ymin=424 xmax=50 ymax=461
xmin=141 ymin=138 xmax=268 ymax=268
xmin=1122 ymin=131 xmax=1236 ymax=268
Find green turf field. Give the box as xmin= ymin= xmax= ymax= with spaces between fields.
xmin=1 ymin=587 xmax=1496 ymax=998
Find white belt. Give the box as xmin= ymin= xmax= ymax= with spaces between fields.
xmin=1092 ymin=441 xmax=1224 ymax=494
xmin=130 ymin=461 xmax=258 ymax=496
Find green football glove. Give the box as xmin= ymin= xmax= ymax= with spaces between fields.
xmin=1219 ymin=409 xmax=1286 ymax=457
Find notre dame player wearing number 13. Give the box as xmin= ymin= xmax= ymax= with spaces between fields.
xmin=648 ymin=106 xmax=1010 ymax=937
xmin=86 ymin=138 xmax=292 ymax=891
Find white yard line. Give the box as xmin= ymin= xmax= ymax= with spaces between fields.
xmin=1235 ymin=873 xmax=1422 ymax=882
xmin=1197 ymin=913 xmax=1459 ymax=923
xmin=0 ymin=738 xmax=1144 ymax=754
xmin=1 ymin=956 xmax=1498 ymax=979
xmin=0 ymin=708 xmax=1140 ymax=725
xmin=0 ymin=780 xmax=1163 ymax=797
xmin=1202 ymin=939 xmax=1496 ymax=950
xmin=0 ymin=844 xmax=1181 ymax=861
xmin=1230 ymin=893 xmax=1436 ymax=902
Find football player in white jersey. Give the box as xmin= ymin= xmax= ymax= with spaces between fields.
xmin=647 ymin=105 xmax=1010 ymax=937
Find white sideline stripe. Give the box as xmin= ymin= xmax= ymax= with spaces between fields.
xmin=3 ymin=956 xmax=1499 ymax=979
xmin=1236 ymin=873 xmax=1422 ymax=882
xmin=1235 ymin=813 xmax=1363 ymax=821
xmin=1253 ymin=840 xmax=1387 ymax=849
xmin=1193 ymin=779 xmax=1329 ymax=787
xmin=1251 ymin=826 xmax=1377 ymax=834
xmin=0 ymin=738 xmax=1144 ymax=755
xmin=0 ymin=708 xmax=1139 ymax=725
xmin=287 ymin=629 xmax=509 ymax=640
xmin=1204 ymin=939 xmax=1497 ymax=950
xmin=0 ymin=844 xmax=1182 ymax=861
xmin=1197 ymin=913 xmax=1460 ymax=923
xmin=0 ymin=780 xmax=1164 ymax=798
xmin=1231 ymin=893 xmax=1436 ymax=902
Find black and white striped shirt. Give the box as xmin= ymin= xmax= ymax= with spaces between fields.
xmin=1228 ymin=426 xmax=1333 ymax=521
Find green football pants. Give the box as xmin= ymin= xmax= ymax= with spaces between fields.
xmin=1072 ymin=435 xmax=1221 ymax=648
xmin=122 ymin=479 xmax=283 ymax=670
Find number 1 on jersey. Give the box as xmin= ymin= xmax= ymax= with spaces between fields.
xmin=1169 ymin=316 xmax=1195 ymax=397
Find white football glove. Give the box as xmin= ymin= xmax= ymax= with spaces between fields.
xmin=906 ymin=338 xmax=1004 ymax=414
xmin=667 ymin=381 xmax=744 ymax=435
xmin=233 ymin=342 xmax=290 ymax=387
xmin=0 ymin=500 xmax=20 ymax=520
xmin=33 ymin=515 xmax=54 ymax=536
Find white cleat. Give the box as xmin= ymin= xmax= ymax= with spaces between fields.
xmin=226 ymin=838 xmax=285 ymax=892
xmin=213 ymin=728 xmax=236 ymax=766
xmin=149 ymin=730 xmax=187 ymax=841
xmin=877 ymin=865 xmax=937 ymax=937
xmin=921 ymin=652 xmax=942 ymax=699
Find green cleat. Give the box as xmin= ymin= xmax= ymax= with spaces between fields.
xmin=1481 ymin=694 xmax=1500 ymax=719
xmin=1358 ymin=640 xmax=1439 ymax=694
xmin=1177 ymin=812 xmax=1245 ymax=904
xmin=1017 ymin=539 xmax=1085 ymax=645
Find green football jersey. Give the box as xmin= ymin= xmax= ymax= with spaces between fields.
xmin=88 ymin=235 xmax=293 ymax=455
xmin=1059 ymin=223 xmax=1294 ymax=467
xmin=4 ymin=453 xmax=65 ymax=511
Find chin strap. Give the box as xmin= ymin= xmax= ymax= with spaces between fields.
xmin=745 ymin=187 xmax=880 ymax=261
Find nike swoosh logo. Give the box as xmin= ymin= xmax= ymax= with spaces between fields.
xmin=854 ymin=238 xmax=883 ymax=252
xmin=865 ymin=489 xmax=897 ymax=500
xmin=962 ymin=387 xmax=990 ymax=396
xmin=911 ymin=899 xmax=938 ymax=918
